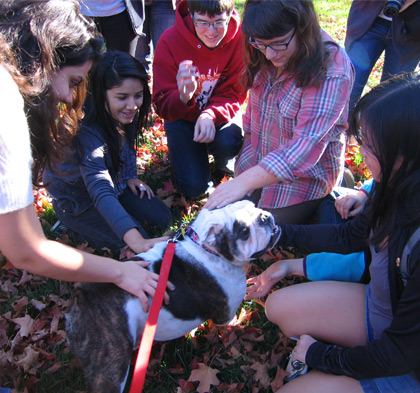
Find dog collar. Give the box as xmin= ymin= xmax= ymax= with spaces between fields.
xmin=184 ymin=225 xmax=219 ymax=256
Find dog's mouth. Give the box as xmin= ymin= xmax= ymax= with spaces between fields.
xmin=250 ymin=224 xmax=281 ymax=260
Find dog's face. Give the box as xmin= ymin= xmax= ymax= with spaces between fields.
xmin=191 ymin=200 xmax=281 ymax=266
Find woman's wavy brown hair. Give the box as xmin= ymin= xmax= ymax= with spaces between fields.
xmin=0 ymin=0 xmax=103 ymax=185
xmin=241 ymin=0 xmax=334 ymax=90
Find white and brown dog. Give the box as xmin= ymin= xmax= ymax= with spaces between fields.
xmin=65 ymin=200 xmax=281 ymax=393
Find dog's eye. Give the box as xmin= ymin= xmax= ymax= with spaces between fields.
xmin=234 ymin=221 xmax=251 ymax=240
xmin=239 ymin=226 xmax=250 ymax=240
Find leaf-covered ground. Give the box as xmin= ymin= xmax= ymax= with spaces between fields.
xmin=0 ymin=1 xmax=392 ymax=391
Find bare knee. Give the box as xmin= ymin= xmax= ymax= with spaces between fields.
xmin=265 ymin=286 xmax=301 ymax=336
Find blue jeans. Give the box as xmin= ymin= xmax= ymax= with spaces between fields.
xmin=135 ymin=0 xmax=175 ymax=73
xmin=164 ymin=119 xmax=243 ymax=198
xmin=346 ymin=16 xmax=420 ymax=112
xmin=316 ymin=187 xmax=352 ymax=225
xmin=54 ymin=187 xmax=171 ymax=251
xmin=94 ymin=9 xmax=138 ymax=57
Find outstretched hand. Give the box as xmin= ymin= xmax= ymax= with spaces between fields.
xmin=114 ymin=259 xmax=175 ymax=313
xmin=245 ymin=260 xmax=290 ymax=299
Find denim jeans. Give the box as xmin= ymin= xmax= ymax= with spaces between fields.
xmin=54 ymin=187 xmax=171 ymax=251
xmin=316 ymin=189 xmax=349 ymax=225
xmin=346 ymin=16 xmax=420 ymax=112
xmin=164 ymin=118 xmax=243 ymax=198
xmin=135 ymin=0 xmax=175 ymax=73
xmin=94 ymin=9 xmax=138 ymax=57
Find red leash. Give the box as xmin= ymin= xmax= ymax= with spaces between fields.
xmin=129 ymin=241 xmax=176 ymax=393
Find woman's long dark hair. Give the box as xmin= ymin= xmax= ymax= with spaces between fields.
xmin=348 ymin=72 xmax=420 ymax=249
xmin=0 ymin=0 xmax=103 ymax=185
xmin=81 ymin=51 xmax=151 ymax=181
xmin=241 ymin=0 xmax=332 ymax=89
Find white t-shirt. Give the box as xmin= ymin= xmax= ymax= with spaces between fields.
xmin=0 ymin=65 xmax=34 ymax=214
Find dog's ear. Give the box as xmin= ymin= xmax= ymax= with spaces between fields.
xmin=192 ymin=208 xmax=226 ymax=244
xmin=203 ymin=223 xmax=224 ymax=246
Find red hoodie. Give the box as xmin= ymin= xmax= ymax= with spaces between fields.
xmin=152 ymin=0 xmax=247 ymax=127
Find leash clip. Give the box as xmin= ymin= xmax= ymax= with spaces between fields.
xmin=167 ymin=222 xmax=189 ymax=244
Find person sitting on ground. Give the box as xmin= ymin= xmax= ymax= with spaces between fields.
xmin=246 ymin=71 xmax=420 ymax=393
xmin=0 ymin=0 xmax=172 ymax=312
xmin=45 ymin=51 xmax=172 ymax=255
xmin=152 ymin=0 xmax=247 ymax=198
xmin=205 ymin=0 xmax=354 ymax=225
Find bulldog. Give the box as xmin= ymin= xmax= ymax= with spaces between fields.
xmin=65 ymin=200 xmax=281 ymax=393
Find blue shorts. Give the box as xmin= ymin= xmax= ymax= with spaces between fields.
xmin=359 ymin=292 xmax=420 ymax=393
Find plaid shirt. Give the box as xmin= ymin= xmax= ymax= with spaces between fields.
xmin=235 ymin=36 xmax=354 ymax=209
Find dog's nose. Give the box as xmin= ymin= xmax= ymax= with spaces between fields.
xmin=258 ymin=211 xmax=272 ymax=226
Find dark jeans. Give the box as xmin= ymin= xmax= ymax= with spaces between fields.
xmin=346 ymin=17 xmax=420 ymax=113
xmin=316 ymin=189 xmax=348 ymax=225
xmin=94 ymin=9 xmax=138 ymax=56
xmin=135 ymin=0 xmax=175 ymax=73
xmin=54 ymin=187 xmax=171 ymax=252
xmin=164 ymin=118 xmax=243 ymax=198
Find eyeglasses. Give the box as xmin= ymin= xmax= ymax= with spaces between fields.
xmin=192 ymin=15 xmax=230 ymax=29
xmin=248 ymin=30 xmax=296 ymax=52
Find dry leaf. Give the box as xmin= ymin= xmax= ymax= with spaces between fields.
xmin=14 ymin=345 xmax=41 ymax=373
xmin=11 ymin=315 xmax=34 ymax=338
xmin=270 ymin=366 xmax=288 ymax=392
xmin=188 ymin=363 xmax=220 ymax=393
xmin=250 ymin=362 xmax=270 ymax=388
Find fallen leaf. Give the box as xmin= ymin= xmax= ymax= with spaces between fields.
xmin=250 ymin=362 xmax=271 ymax=388
xmin=11 ymin=297 xmax=28 ymax=317
xmin=11 ymin=315 xmax=34 ymax=338
xmin=188 ymin=363 xmax=220 ymax=393
xmin=30 ymin=299 xmax=46 ymax=312
xmin=270 ymin=366 xmax=288 ymax=391
xmin=14 ymin=345 xmax=41 ymax=373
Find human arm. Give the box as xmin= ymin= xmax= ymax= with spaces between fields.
xmin=75 ymin=129 xmax=165 ymax=254
xmin=152 ymin=14 xmax=247 ymax=126
xmin=0 ymin=205 xmax=173 ymax=311
xmin=255 ymin=72 xmax=352 ymax=198
xmin=207 ymin=54 xmax=352 ymax=210
xmin=335 ymin=179 xmax=373 ymax=219
xmin=295 ymin=245 xmax=420 ymax=379
xmin=153 ymin=34 xmax=202 ymax=122
xmin=205 ymin=165 xmax=278 ymax=209
xmin=245 ymin=258 xmax=304 ymax=300
xmin=277 ymin=213 xmax=370 ymax=255
xmin=246 ymin=249 xmax=366 ymax=300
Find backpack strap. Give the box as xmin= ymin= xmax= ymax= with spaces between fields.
xmin=400 ymin=226 xmax=420 ymax=286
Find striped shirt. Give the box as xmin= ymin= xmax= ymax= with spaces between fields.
xmin=235 ymin=33 xmax=354 ymax=209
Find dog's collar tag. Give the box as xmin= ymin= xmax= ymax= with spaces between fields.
xmin=185 ymin=225 xmax=219 ymax=256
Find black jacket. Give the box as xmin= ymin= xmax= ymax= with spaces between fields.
xmin=277 ymin=212 xmax=420 ymax=380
